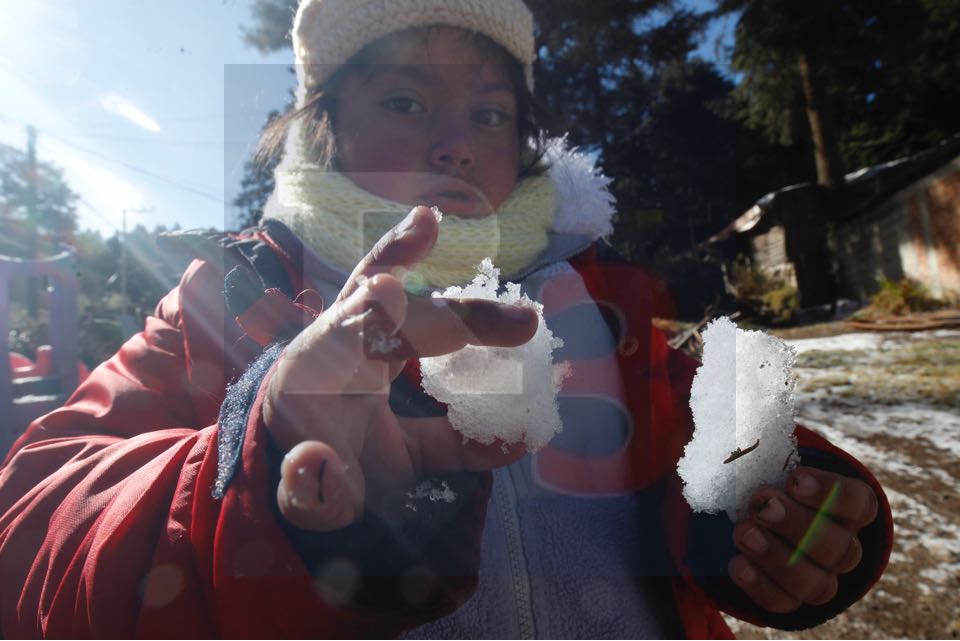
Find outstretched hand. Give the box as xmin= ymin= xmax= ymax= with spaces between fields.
xmin=730 ymin=467 xmax=879 ymax=613
xmin=263 ymin=206 xmax=537 ymax=532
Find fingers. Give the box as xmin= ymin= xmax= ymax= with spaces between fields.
xmin=728 ymin=555 xmax=806 ymax=614
xmin=786 ymin=467 xmax=879 ymax=529
xmin=732 ymin=523 xmax=839 ymax=608
xmin=265 ymin=274 xmax=406 ymax=455
xmin=377 ymin=296 xmax=538 ymax=360
xmin=277 ymin=441 xmax=365 ymax=532
xmin=748 ymin=489 xmax=863 ymax=573
xmin=301 ymin=283 xmax=537 ymax=369
xmin=282 ymin=273 xmax=408 ymax=393
xmin=396 ymin=415 xmax=527 ymax=477
xmin=333 ymin=204 xmax=536 ymax=360
xmin=732 ymin=472 xmax=876 ymax=614
xmin=339 ymin=205 xmax=440 ymax=304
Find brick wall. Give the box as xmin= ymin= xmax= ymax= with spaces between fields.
xmin=838 ymin=156 xmax=960 ymax=301
xmin=925 ymin=169 xmax=960 ymax=293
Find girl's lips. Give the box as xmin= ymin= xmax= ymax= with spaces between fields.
xmin=436 ymin=191 xmax=471 ymax=201
xmin=421 ymin=191 xmax=489 ymax=217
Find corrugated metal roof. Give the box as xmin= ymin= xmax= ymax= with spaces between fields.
xmin=700 ymin=135 xmax=960 ymax=249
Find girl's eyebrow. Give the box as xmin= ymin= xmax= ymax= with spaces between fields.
xmin=362 ymin=64 xmax=436 ymax=87
xmin=362 ymin=65 xmax=514 ymax=97
xmin=478 ymin=82 xmax=513 ymax=96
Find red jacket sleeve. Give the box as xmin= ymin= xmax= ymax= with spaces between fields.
xmin=0 ymin=259 xmax=482 ymax=638
xmin=569 ymin=245 xmax=892 ymax=635
xmin=0 ymin=259 xmax=228 ymax=637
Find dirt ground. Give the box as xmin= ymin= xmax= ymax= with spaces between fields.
xmin=723 ymin=326 xmax=960 ymax=640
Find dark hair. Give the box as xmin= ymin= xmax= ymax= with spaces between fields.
xmin=255 ymin=27 xmax=552 ymax=178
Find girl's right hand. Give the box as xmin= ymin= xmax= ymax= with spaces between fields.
xmin=262 ymin=206 xmax=537 ymax=532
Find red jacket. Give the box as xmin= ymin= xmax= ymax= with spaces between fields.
xmin=0 ymin=224 xmax=893 ymax=638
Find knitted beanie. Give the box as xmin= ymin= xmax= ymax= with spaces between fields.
xmin=291 ymin=0 xmax=535 ymax=107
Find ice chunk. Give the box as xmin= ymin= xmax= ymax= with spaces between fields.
xmin=677 ymin=316 xmax=799 ymax=521
xmin=419 ymin=258 xmax=566 ymax=451
xmin=407 ymin=479 xmax=457 ymax=503
xmin=405 ymin=479 xmax=456 ymax=512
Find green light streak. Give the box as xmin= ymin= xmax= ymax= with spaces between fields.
xmin=788 ymin=481 xmax=841 ymax=566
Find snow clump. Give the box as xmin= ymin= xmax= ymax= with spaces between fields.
xmin=677 ymin=316 xmax=800 ymax=521
xmin=419 ymin=258 xmax=567 ymax=451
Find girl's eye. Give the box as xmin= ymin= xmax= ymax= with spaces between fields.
xmin=381 ymin=97 xmax=425 ymax=114
xmin=473 ymin=108 xmax=510 ymax=127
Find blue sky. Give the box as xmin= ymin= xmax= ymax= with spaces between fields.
xmin=0 ymin=1 xmax=292 ymax=236
xmin=0 ymin=1 xmax=734 ymax=237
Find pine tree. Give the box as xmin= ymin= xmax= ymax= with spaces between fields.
xmin=241 ymin=0 xmax=298 ymax=54
xmin=717 ymin=0 xmax=855 ymax=190
xmin=232 ymin=111 xmax=283 ymax=229
xmin=0 ymin=142 xmax=78 ymax=258
xmin=527 ymin=1 xmax=738 ymax=254
xmin=717 ymin=0 xmax=960 ymax=187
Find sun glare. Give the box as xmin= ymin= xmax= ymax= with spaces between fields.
xmin=98 ymin=93 xmax=162 ymax=133
xmin=116 ymin=103 xmax=161 ymax=133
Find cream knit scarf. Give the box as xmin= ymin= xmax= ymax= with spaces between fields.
xmin=269 ymin=164 xmax=556 ymax=288
xmin=265 ymin=135 xmax=616 ymax=288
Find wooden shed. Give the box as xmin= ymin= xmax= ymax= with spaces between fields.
xmin=703 ymin=138 xmax=960 ymax=308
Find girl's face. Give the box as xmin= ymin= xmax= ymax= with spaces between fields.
xmin=333 ymin=27 xmax=521 ymax=219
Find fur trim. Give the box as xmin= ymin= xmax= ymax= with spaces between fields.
xmin=544 ymin=136 xmax=616 ymax=240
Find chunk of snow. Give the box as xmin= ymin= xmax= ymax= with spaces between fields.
xmin=419 ymin=258 xmax=566 ymax=451
xmin=677 ymin=317 xmax=799 ymax=521
xmin=407 ymin=479 xmax=457 ymax=503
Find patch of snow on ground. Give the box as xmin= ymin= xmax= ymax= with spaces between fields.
xmin=873 ymin=589 xmax=905 ymax=605
xmin=792 ymin=414 xmax=951 ymax=489
xmin=921 ymin=563 xmax=960 ymax=584
xmin=796 ymin=402 xmax=960 ymax=463
xmin=791 ymin=330 xmax=960 ymax=608
xmin=788 ymin=329 xmax=960 ymax=460
xmin=911 ymin=329 xmax=960 ymax=341
xmin=786 ymin=333 xmax=884 ymax=353
xmin=881 ymin=488 xmax=960 ymax=592
xmin=786 ymin=329 xmax=960 ymax=354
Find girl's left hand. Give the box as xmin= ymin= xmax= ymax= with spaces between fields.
xmin=730 ymin=466 xmax=879 ymax=613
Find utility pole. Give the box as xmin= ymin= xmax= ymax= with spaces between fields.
xmin=25 ymin=125 xmax=39 ymax=316
xmin=121 ymin=209 xmax=127 ymax=319
xmin=119 ymin=206 xmax=154 ymax=320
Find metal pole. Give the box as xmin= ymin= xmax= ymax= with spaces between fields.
xmin=25 ymin=126 xmax=39 ymax=316
xmin=119 ymin=206 xmax=154 ymax=322
xmin=121 ymin=209 xmax=127 ymax=318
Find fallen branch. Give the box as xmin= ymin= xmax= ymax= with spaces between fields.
xmin=848 ymin=310 xmax=960 ymax=332
xmin=669 ymin=305 xmax=740 ymax=355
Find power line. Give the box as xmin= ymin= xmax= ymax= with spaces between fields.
xmin=30 ymin=112 xmax=276 ymax=134
xmin=53 ymin=132 xmax=228 ymax=148
xmin=39 ymin=130 xmax=228 ymax=205
xmin=155 ymin=111 xmax=278 ymax=123
xmin=2 ymin=113 xmax=241 ymax=203
xmin=77 ymin=198 xmax=121 ymax=233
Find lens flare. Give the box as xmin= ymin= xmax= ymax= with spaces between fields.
xmin=788 ymin=480 xmax=841 ymax=566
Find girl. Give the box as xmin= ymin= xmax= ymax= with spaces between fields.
xmin=0 ymin=0 xmax=891 ymax=638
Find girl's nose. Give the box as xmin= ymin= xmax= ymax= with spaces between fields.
xmin=428 ymin=124 xmax=475 ymax=170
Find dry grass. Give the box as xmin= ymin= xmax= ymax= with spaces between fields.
xmin=794 ymin=337 xmax=959 ymax=408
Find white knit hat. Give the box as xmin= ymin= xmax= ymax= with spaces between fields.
xmin=291 ymin=0 xmax=536 ymax=107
